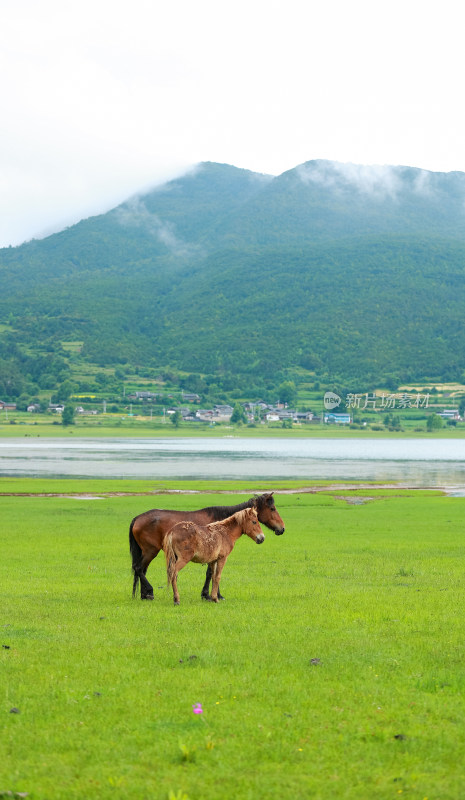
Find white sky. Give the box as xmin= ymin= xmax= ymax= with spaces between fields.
xmin=1 ymin=0 xmax=464 ymax=247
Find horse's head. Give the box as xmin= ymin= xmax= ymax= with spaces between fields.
xmin=242 ymin=507 xmax=265 ymax=544
xmin=253 ymin=493 xmax=285 ymax=535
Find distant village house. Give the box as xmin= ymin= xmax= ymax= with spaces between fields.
xmin=438 ymin=409 xmax=461 ymax=420
xmin=48 ymin=404 xmax=65 ymax=413
xmin=324 ymin=412 xmax=352 ymax=424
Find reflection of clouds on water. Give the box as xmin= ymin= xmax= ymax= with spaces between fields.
xmin=1 ymin=437 xmax=465 ymax=485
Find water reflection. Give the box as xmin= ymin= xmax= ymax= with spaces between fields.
xmin=1 ymin=437 xmax=465 ymax=486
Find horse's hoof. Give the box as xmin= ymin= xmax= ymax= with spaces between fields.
xmin=142 ymin=594 xmax=154 ymax=600
xmin=218 ymin=595 xmax=226 ymax=601
xmin=201 ymin=594 xmax=211 ymax=601
xmin=174 ymin=600 xmax=180 ymax=606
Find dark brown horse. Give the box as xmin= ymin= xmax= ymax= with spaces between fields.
xmin=165 ymin=507 xmax=265 ymax=605
xmin=129 ymin=492 xmax=285 ymax=600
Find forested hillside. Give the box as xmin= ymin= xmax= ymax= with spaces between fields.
xmin=1 ymin=160 xmax=465 ymax=403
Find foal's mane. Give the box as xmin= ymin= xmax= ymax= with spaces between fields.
xmin=200 ymin=493 xmax=270 ymax=523
xmin=208 ymin=506 xmax=254 ymax=531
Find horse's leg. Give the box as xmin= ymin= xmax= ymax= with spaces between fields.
xmin=201 ymin=563 xmax=226 ymax=601
xmin=136 ymin=548 xmax=159 ymax=600
xmin=210 ymin=557 xmax=227 ymax=603
xmin=201 ymin=564 xmax=213 ymax=600
xmin=170 ymin=554 xmax=191 ymax=606
xmin=171 ymin=568 xmax=181 ymax=605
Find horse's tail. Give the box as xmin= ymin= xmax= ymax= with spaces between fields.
xmin=129 ymin=519 xmax=142 ymax=598
xmin=165 ymin=532 xmax=177 ymax=588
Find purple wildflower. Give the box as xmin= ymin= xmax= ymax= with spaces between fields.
xmin=192 ymin=703 xmax=203 ymax=715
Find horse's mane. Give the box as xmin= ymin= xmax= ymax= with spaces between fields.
xmin=200 ymin=498 xmax=251 ymax=521
xmin=200 ymin=493 xmax=271 ymax=523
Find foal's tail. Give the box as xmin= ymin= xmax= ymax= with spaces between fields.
xmin=129 ymin=519 xmax=142 ymax=598
xmin=164 ymin=532 xmax=177 ymax=587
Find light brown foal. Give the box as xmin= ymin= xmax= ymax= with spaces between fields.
xmin=164 ymin=507 xmax=265 ymax=605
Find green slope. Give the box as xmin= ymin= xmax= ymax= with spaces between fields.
xmin=1 ymin=160 xmax=465 ymax=400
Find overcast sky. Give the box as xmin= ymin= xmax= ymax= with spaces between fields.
xmin=2 ymin=0 xmax=464 ymax=247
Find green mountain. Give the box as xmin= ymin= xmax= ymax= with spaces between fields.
xmin=1 ymin=159 xmax=465 ymax=401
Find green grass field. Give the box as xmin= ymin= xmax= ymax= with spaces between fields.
xmin=1 ymin=481 xmax=465 ymax=799
xmin=1 ymin=416 xmax=465 ymax=438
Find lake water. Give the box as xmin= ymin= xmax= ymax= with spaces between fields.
xmin=1 ymin=437 xmax=465 ymax=488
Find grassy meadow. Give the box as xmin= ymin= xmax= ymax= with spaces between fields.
xmin=1 ymin=480 xmax=465 ymax=799
xmin=2 ymin=411 xmax=465 ymax=439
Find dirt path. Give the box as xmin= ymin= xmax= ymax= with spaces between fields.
xmin=0 ymin=484 xmax=456 ymax=499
